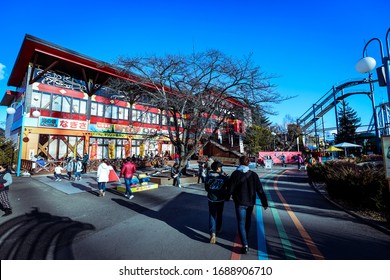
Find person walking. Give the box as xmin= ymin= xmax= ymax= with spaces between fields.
xmin=281 ymin=154 xmax=286 ymax=167
xmin=174 ymin=153 xmax=180 ymax=164
xmin=227 ymin=155 xmax=268 ymax=254
xmin=197 ymin=161 xmax=206 ymax=183
xmin=0 ymin=163 xmax=13 ymax=216
xmin=74 ymin=157 xmax=83 ymax=180
xmin=54 ymin=164 xmax=63 ymax=181
xmin=120 ymin=157 xmax=137 ymax=199
xmin=171 ymin=163 xmax=181 ymax=188
xmin=66 ymin=157 xmax=75 ymax=181
xmin=97 ymin=159 xmax=112 ymax=197
xmin=81 ymin=152 xmax=89 ymax=173
xmin=205 ymin=161 xmax=229 ymax=244
xmin=297 ymin=154 xmax=304 ymax=170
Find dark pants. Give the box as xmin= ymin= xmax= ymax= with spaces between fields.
xmin=234 ymin=203 xmax=254 ymax=247
xmin=208 ymin=201 xmax=225 ymax=234
xmin=198 ymin=175 xmax=205 ymax=183
xmin=82 ymin=162 xmax=88 ymax=173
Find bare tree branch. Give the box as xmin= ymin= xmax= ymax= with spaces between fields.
xmin=106 ymin=50 xmax=290 ymax=169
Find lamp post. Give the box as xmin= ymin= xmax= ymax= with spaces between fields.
xmin=271 ymin=132 xmax=276 ymax=151
xmin=356 ymin=27 xmax=390 ymax=111
xmin=6 ymin=102 xmax=40 ymax=176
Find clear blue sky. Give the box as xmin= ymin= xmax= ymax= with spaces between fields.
xmin=1 ymin=0 xmax=389 ymax=132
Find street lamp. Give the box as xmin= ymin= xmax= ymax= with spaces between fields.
xmin=271 ymin=132 xmax=276 ymax=151
xmin=356 ymin=27 xmax=390 ymax=106
xmin=6 ymin=102 xmax=40 ymax=176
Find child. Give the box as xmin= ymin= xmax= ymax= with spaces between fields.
xmin=66 ymin=158 xmax=75 ymax=181
xmin=54 ymin=165 xmax=63 ymax=181
xmin=74 ymin=158 xmax=83 ymax=181
xmin=0 ymin=163 xmax=13 ymax=216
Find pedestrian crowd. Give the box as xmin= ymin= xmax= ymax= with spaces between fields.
xmin=49 ymin=153 xmax=137 ymax=199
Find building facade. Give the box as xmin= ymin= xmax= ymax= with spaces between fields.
xmin=1 ymin=35 xmax=248 ymax=171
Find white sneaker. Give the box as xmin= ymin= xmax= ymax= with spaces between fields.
xmin=129 ymin=195 xmax=134 ymax=199
xmin=55 ymin=179 xmax=58 ymax=181
xmin=178 ymin=185 xmax=182 ymax=188
xmin=58 ymin=179 xmax=62 ymax=181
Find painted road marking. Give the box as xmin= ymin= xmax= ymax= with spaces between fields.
xmin=262 ymin=174 xmax=296 ymax=260
xmin=255 ymin=197 xmax=268 ymax=260
xmin=273 ymin=170 xmax=324 ymax=260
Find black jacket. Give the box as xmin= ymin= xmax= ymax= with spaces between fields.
xmin=227 ymin=169 xmax=268 ymax=208
xmin=205 ymin=171 xmax=229 ymax=202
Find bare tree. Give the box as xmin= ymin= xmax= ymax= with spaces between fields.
xmin=109 ymin=50 xmax=287 ymax=170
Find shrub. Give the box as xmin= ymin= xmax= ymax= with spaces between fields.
xmin=306 ymin=164 xmax=326 ymax=183
xmin=307 ymin=160 xmax=390 ymax=212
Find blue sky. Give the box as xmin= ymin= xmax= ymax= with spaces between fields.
xmin=1 ymin=0 xmax=389 ymax=132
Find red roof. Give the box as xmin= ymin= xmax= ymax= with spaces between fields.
xmin=8 ymin=34 xmax=136 ymax=88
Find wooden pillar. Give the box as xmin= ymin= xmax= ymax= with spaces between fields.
xmin=84 ymin=132 xmax=92 ymax=154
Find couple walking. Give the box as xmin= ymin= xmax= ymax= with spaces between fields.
xmin=96 ymin=157 xmax=136 ymax=198
xmin=205 ymin=156 xmax=268 ymax=254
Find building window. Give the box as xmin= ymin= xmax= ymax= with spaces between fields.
xmin=104 ymin=105 xmax=112 ymax=118
xmin=62 ymin=96 xmax=71 ymax=113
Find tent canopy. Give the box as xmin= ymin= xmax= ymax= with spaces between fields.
xmin=325 ymin=146 xmax=344 ymax=152
xmin=334 ymin=142 xmax=362 ymax=148
xmin=334 ymin=142 xmax=362 ymax=156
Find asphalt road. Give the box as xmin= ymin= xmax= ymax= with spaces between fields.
xmin=1 ymin=165 xmax=390 ymax=260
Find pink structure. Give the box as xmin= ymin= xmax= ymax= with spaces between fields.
xmin=258 ymin=151 xmax=302 ymax=164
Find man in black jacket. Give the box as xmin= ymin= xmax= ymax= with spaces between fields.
xmin=227 ymin=155 xmax=268 ymax=254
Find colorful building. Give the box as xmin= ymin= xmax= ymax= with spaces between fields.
xmin=1 ymin=35 xmax=248 ymax=173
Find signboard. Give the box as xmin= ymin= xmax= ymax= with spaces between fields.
xmin=91 ymin=132 xmax=128 ymax=139
xmin=265 ymin=159 xmax=273 ymax=169
xmin=39 ymin=117 xmax=88 ymax=131
xmin=90 ymin=123 xmax=159 ymax=135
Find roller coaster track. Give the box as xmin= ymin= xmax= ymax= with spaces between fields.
xmin=297 ymin=78 xmax=375 ymax=134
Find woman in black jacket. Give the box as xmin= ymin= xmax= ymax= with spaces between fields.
xmin=227 ymin=156 xmax=268 ymax=254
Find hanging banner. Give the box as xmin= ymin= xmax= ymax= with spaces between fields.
xmin=140 ymin=143 xmax=145 ymax=157
xmin=90 ymin=141 xmax=98 ymax=160
xmin=124 ymin=140 xmax=131 ymax=158
xmin=108 ymin=140 xmax=116 ymax=159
